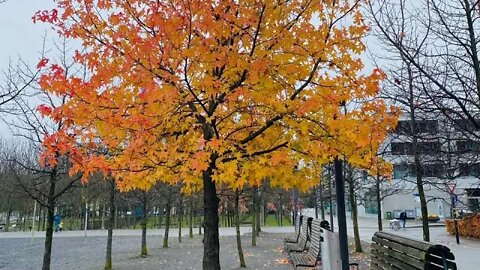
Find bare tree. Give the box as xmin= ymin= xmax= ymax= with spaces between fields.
xmin=1 ymin=38 xmax=83 ymax=270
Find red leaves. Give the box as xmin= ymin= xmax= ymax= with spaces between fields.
xmin=37 ymin=104 xmax=53 ymax=116
xmin=32 ymin=9 xmax=58 ymax=24
xmin=37 ymin=58 xmax=49 ymax=69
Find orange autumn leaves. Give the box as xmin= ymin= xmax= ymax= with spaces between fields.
xmin=34 ymin=0 xmax=399 ymax=192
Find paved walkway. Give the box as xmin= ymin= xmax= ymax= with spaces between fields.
xmin=0 ymin=228 xmax=294 ymax=270
xmin=2 ymin=217 xmax=480 ymax=269
xmin=318 ymin=215 xmax=480 ymax=270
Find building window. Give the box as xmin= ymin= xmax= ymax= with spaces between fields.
xmin=395 ymin=120 xmax=438 ymax=134
xmin=423 ymin=164 xmax=444 ymax=177
xmin=363 ymin=190 xmax=378 ymax=214
xmin=454 ymin=119 xmax=480 ymax=131
xmin=418 ymin=142 xmax=441 ymax=155
xmin=459 ymin=163 xmax=480 ymax=177
xmin=391 ymin=142 xmax=412 ymax=155
xmin=456 ymin=140 xmax=480 ymax=152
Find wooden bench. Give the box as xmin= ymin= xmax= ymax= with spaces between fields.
xmin=284 ymin=215 xmax=304 ymax=244
xmin=285 ymin=217 xmax=312 ymax=253
xmin=289 ymin=219 xmax=323 ymax=269
xmin=371 ymin=231 xmax=457 ymax=270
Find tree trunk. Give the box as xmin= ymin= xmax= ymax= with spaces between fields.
xmin=163 ymin=201 xmax=171 ymax=248
xmin=347 ymin=168 xmax=362 ymax=252
xmin=202 ymin=163 xmax=221 ymax=270
xmin=376 ymin=171 xmax=383 ymax=231
xmin=105 ymin=179 xmax=115 ymax=270
xmin=320 ymin=181 xmax=325 ymax=220
xmin=251 ymin=188 xmax=256 ymax=246
xmin=235 ymin=189 xmax=246 ymax=267
xmin=101 ymin=202 xmax=106 ymax=230
xmin=415 ymin=154 xmax=430 ymax=241
xmin=255 ymin=189 xmax=261 ymax=235
xmin=406 ymin=61 xmax=430 ymax=242
xmin=328 ymin=166 xmax=335 ymax=232
xmin=178 ymin=197 xmax=183 ymax=243
xmin=141 ymin=193 xmax=148 ymax=257
xmin=37 ymin=207 xmax=42 ymax=231
xmin=198 ymin=208 xmax=202 ymax=235
xmin=42 ymin=172 xmax=56 ymax=270
xmin=189 ymin=198 xmax=194 ymax=238
xmin=5 ymin=209 xmax=12 ymax=232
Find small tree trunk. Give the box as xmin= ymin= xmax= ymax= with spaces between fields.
xmin=328 ymin=166 xmax=335 ymax=232
xmin=198 ymin=210 xmax=202 ymax=235
xmin=37 ymin=207 xmax=42 ymax=231
xmin=163 ymin=201 xmax=171 ymax=248
xmin=5 ymin=209 xmax=12 ymax=232
xmin=251 ymin=188 xmax=256 ymax=246
xmin=178 ymin=197 xmax=183 ymax=243
xmin=235 ymin=189 xmax=246 ymax=267
xmin=101 ymin=202 xmax=106 ymax=230
xmin=255 ymin=189 xmax=261 ymax=236
xmin=42 ymin=171 xmax=57 ymax=270
xmin=189 ymin=199 xmax=194 ymax=238
xmin=320 ymin=182 xmax=325 ymax=220
xmin=105 ymin=179 xmax=115 ymax=270
xmin=141 ymin=192 xmax=148 ymax=257
xmin=347 ymin=168 xmax=363 ymax=253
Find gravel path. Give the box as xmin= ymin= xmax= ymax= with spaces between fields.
xmin=0 ymin=232 xmax=293 ymax=270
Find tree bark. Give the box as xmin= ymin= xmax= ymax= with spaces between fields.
xmin=101 ymin=202 xmax=106 ymax=230
xmin=202 ymin=162 xmax=221 ymax=270
xmin=251 ymin=187 xmax=257 ymax=246
xmin=163 ymin=201 xmax=171 ymax=248
xmin=255 ymin=188 xmax=261 ymax=235
xmin=42 ymin=171 xmax=56 ymax=270
xmin=328 ymin=166 xmax=335 ymax=232
xmin=235 ymin=189 xmax=246 ymax=267
xmin=105 ymin=179 xmax=115 ymax=270
xmin=347 ymin=167 xmax=363 ymax=253
xmin=178 ymin=197 xmax=183 ymax=243
xmin=189 ymin=198 xmax=194 ymax=238
xmin=141 ymin=192 xmax=148 ymax=257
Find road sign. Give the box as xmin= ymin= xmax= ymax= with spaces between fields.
xmin=451 ymin=194 xmax=459 ymax=206
xmin=446 ymin=183 xmax=456 ymax=194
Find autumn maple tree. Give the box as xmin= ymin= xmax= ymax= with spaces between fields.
xmin=34 ymin=1 xmax=398 ymax=269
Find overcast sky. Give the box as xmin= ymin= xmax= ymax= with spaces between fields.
xmin=0 ymin=1 xmax=381 ymax=138
xmin=0 ymin=0 xmax=54 ymax=68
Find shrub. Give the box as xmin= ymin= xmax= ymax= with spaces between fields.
xmin=445 ymin=213 xmax=480 ymax=238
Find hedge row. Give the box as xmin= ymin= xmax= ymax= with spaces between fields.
xmin=445 ymin=213 xmax=480 ymax=238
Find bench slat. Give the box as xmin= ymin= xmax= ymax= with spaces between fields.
xmin=371 ymin=252 xmax=403 ymax=270
xmin=371 ymin=245 xmax=422 ymax=270
xmin=426 ymin=254 xmax=457 ymax=270
xmin=374 ymin=232 xmax=434 ymax=252
xmin=372 ymin=236 xmax=427 ymax=261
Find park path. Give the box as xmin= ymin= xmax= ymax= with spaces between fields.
xmin=2 ymin=217 xmax=479 ymax=269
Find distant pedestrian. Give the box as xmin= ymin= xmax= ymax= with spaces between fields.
xmin=399 ymin=211 xmax=407 ymax=228
xmin=54 ymin=214 xmax=62 ymax=232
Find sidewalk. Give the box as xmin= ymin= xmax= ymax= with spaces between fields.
xmin=320 ymin=214 xmax=480 ymax=270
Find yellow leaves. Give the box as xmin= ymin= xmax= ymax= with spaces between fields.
xmin=36 ymin=0 xmax=398 ymax=194
xmin=188 ymin=151 xmax=210 ymax=174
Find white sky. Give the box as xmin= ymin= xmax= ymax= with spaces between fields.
xmin=0 ymin=0 xmax=54 ymax=67
xmin=0 ymin=1 xmax=381 ymax=138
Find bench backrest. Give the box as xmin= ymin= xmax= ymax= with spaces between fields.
xmin=307 ymin=219 xmax=323 ymax=260
xmin=295 ymin=215 xmax=304 ymax=234
xmin=370 ymin=231 xmax=456 ymax=270
xmin=298 ymin=217 xmax=313 ymax=248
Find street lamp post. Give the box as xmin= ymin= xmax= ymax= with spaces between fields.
xmin=334 ymin=158 xmax=349 ymax=270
